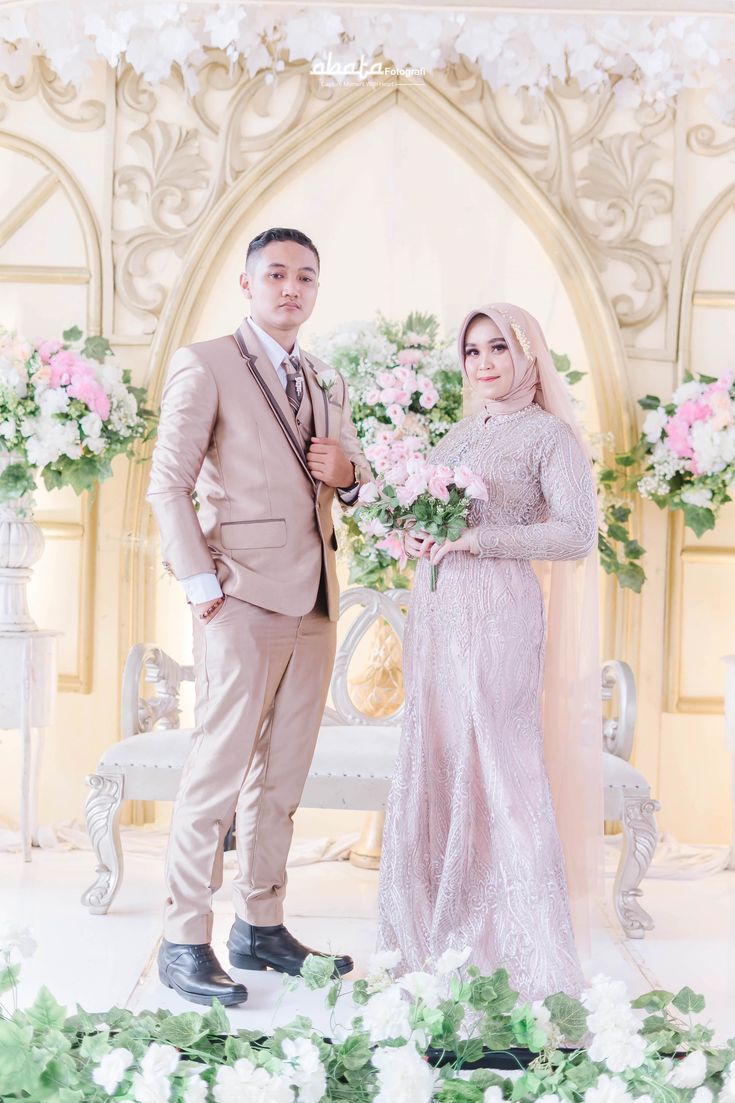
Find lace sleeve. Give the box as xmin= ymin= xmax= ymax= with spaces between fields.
xmin=476 ymin=420 xmax=598 ymax=561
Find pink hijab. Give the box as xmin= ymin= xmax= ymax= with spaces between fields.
xmin=458 ymin=303 xmax=603 ymax=959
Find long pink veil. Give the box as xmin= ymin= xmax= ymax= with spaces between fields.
xmin=458 ymin=303 xmax=604 ymax=960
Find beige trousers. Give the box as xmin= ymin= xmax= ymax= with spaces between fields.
xmin=164 ymin=586 xmax=337 ymax=944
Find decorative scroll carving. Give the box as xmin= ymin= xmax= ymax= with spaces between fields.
xmin=0 ymin=56 xmax=105 ymax=130
xmin=81 ymin=774 xmax=124 ymax=914
xmin=614 ymin=794 xmax=662 ymax=938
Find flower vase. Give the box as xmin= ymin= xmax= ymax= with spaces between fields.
xmin=0 ymin=452 xmax=44 ymax=631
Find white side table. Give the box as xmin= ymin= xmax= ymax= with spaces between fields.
xmin=0 ymin=629 xmax=59 ymax=861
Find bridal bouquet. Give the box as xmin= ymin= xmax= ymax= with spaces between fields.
xmin=607 ymin=370 xmax=735 ymax=538
xmin=353 ymin=436 xmax=488 ymax=591
xmin=0 ymin=325 xmax=156 ymax=503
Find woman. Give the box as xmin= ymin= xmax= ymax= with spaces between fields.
xmin=377 ymin=303 xmax=603 ymax=1001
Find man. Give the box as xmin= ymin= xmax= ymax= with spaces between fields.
xmin=146 ymin=227 xmax=371 ymax=1006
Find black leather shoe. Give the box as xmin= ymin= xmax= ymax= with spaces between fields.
xmin=227 ymin=918 xmax=353 ymax=977
xmin=158 ymin=939 xmax=248 ymax=1006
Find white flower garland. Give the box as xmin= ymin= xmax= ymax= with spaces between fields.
xmin=1 ymin=3 xmax=735 ymax=120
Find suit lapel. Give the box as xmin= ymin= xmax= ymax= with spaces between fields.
xmin=232 ymin=325 xmax=314 ymax=488
xmin=302 ymin=356 xmax=329 ymax=440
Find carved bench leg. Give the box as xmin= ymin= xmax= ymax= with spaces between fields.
xmin=81 ymin=774 xmax=124 ymax=915
xmin=613 ymin=793 xmax=662 ymax=939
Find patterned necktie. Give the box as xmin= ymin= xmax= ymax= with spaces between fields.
xmin=283 ymin=353 xmax=303 ymax=416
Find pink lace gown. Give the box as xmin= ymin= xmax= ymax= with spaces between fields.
xmin=377 ymin=401 xmax=598 ymax=1001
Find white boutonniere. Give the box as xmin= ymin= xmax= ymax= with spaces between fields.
xmin=317 ymin=368 xmax=338 ymax=394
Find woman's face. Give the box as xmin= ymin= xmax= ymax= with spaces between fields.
xmin=463 ymin=316 xmax=515 ymax=402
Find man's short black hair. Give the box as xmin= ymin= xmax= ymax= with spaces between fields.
xmin=245 ymin=227 xmax=320 ymax=271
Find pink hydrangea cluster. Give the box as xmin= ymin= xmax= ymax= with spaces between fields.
xmin=36 ymin=343 xmax=111 ymax=419
xmin=363 ymin=361 xmax=440 ymax=427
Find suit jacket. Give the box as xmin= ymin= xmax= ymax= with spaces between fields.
xmin=146 ymin=321 xmax=371 ymax=622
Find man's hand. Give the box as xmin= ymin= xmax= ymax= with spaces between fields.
xmin=307 ymin=438 xmax=355 ymax=488
xmin=192 ymin=595 xmax=225 ymax=622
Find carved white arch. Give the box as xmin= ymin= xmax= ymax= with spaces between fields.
xmin=121 ymin=78 xmax=636 ymax=670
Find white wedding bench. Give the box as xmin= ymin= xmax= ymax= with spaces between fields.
xmin=82 ymin=586 xmax=660 ymax=938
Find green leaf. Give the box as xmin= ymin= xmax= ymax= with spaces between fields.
xmin=157 ymin=1011 xmax=206 ymax=1048
xmin=79 ymin=1031 xmax=113 ymax=1061
xmin=624 ymin=539 xmax=645 ymax=560
xmin=681 ymin=505 xmax=715 ymax=538
xmin=55 ymin=1090 xmax=84 ymax=1103
xmin=606 ymin=522 xmax=629 ymax=542
xmin=638 ymin=394 xmax=662 ymax=410
xmin=351 ymin=980 xmax=370 ymax=1006
xmin=563 ymin=1058 xmax=600 ymax=1091
xmin=614 ymin=562 xmax=646 ymax=593
xmin=82 ymin=335 xmax=112 ymax=362
xmin=672 ymin=986 xmax=706 ymax=1014
xmin=566 ymin=370 xmax=586 ymax=385
xmin=224 ymin=1035 xmax=255 ymax=1062
xmin=301 ymin=954 xmax=336 ymax=990
xmin=62 ymin=326 xmax=83 ymax=342
xmin=0 ymin=1019 xmax=41 ymax=1097
xmin=468 ymin=968 xmax=519 ymax=1015
xmin=0 ymin=462 xmax=36 ymax=502
xmin=614 ymin=453 xmax=637 ymax=467
xmin=339 ymin=1033 xmax=372 ymax=1071
xmin=631 ymin=990 xmax=675 ymax=1012
xmin=454 ymin=1037 xmax=486 ymax=1064
xmin=0 ymin=962 xmax=20 ymax=995
xmin=202 ymin=999 xmax=231 ymax=1035
xmin=544 ymin=993 xmax=588 ymax=1043
xmin=26 ymin=986 xmax=67 ymax=1031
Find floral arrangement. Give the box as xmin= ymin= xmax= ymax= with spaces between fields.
xmin=355 ymin=443 xmax=488 ymax=590
xmin=0 ymin=326 xmax=156 ymax=508
xmin=311 ymin=312 xmax=463 ymax=591
xmin=2 ymin=924 xmax=735 ymax=1102
xmin=603 ymin=371 xmax=735 ymax=540
xmin=3 ymin=6 xmax=735 ymax=124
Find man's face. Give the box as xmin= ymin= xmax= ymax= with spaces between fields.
xmin=239 ymin=240 xmax=320 ymax=332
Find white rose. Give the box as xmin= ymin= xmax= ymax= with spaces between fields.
xmin=362 ymin=985 xmax=411 ymax=1043
xmin=672 ymin=380 xmax=703 ymax=404
xmin=183 ymin=1075 xmax=208 ymax=1103
xmin=692 ymin=1087 xmax=714 ymax=1103
xmin=399 ymin=970 xmax=442 ymax=1008
xmin=435 ymin=946 xmax=472 ymax=975
xmin=0 ymin=418 xmax=16 ymax=440
xmin=81 ymin=411 xmax=103 ymax=439
xmin=0 ymin=922 xmax=37 ymax=957
xmin=92 ymin=1047 xmax=134 ymax=1094
xmin=680 ymin=486 xmax=713 ymax=507
xmin=583 ymin=1073 xmax=633 ymax=1103
xmin=667 ymin=1050 xmax=707 ymax=1089
xmin=484 ymin=1089 xmax=505 ymax=1103
xmin=282 ymin=1037 xmax=326 ymax=1103
xmin=131 ymin=1071 xmax=172 ymax=1103
xmin=642 ymin=407 xmax=668 ymax=444
xmin=317 ymin=368 xmax=338 ymax=389
xmin=372 ymin=1043 xmax=439 ymax=1103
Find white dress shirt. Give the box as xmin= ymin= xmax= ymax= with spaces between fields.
xmin=181 ymin=316 xmax=358 ymax=605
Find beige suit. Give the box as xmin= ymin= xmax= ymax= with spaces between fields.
xmin=146 ymin=321 xmax=370 ymax=943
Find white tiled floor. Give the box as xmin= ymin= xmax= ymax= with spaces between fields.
xmin=3 ymin=843 xmax=735 ymax=1039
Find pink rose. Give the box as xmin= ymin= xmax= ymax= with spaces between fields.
xmin=377 ymin=532 xmax=408 ymax=570
xmin=386 ymin=460 xmax=408 ymax=484
xmin=419 ymin=390 xmax=438 ymax=409
xmin=452 ymin=465 xmax=476 ymax=488
xmin=377 ymin=371 xmax=395 ymax=388
xmin=396 ymin=483 xmax=420 ymax=507
xmin=397 ymin=348 xmax=423 ymax=366
xmin=393 ymin=389 xmax=412 ymax=405
xmin=387 ymin=404 xmax=406 ymax=426
xmin=417 ymin=374 xmax=434 ymax=391
xmin=402 ymin=472 xmax=429 ymax=499
xmin=665 ymin=415 xmax=693 ymax=458
xmin=362 ymin=517 xmax=389 ymax=537
xmin=380 ymin=387 xmax=398 ymax=405
xmin=358 ymin=481 xmax=381 ymax=504
xmin=37 ymin=339 xmax=62 ymax=364
xmin=465 ymin=478 xmax=488 ymax=501
xmin=677 ymin=399 xmax=710 ymax=424
xmin=427 ymin=474 xmax=450 ymax=502
xmin=365 ymin=388 xmax=381 ymax=405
